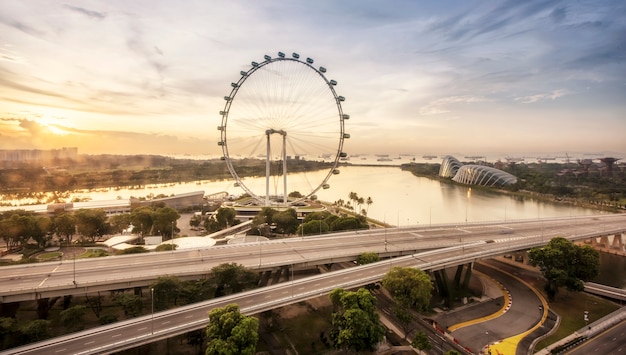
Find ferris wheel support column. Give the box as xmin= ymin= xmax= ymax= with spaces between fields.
xmin=282 ymin=133 xmax=287 ymax=207
xmin=265 ymin=132 xmax=271 ymax=206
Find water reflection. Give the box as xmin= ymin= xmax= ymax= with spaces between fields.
xmin=2 ymin=166 xmax=600 ymax=225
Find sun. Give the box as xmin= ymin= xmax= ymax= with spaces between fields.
xmin=37 ymin=114 xmax=70 ymax=135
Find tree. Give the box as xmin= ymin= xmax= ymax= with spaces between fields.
xmin=54 ymin=213 xmax=76 ymax=245
xmin=155 ymin=243 xmax=177 ymax=252
xmin=411 ymin=331 xmax=432 ymax=351
xmin=108 ymin=213 xmax=131 ymax=235
xmin=330 ymin=216 xmax=365 ymax=232
xmin=356 ymin=252 xmax=380 ymax=265
xmin=329 ymin=288 xmax=385 ymax=353
xmin=205 ymin=303 xmax=258 ymax=355
xmin=60 ymin=305 xmax=87 ymax=331
xmin=151 ymin=276 xmax=182 ymax=311
xmin=130 ymin=206 xmax=153 ymax=236
xmin=114 ymin=293 xmax=143 ymax=318
xmin=210 ymin=263 xmax=258 ymax=297
xmin=215 ymin=207 xmax=237 ymax=229
xmin=250 ymin=207 xmax=276 ymax=235
xmin=152 ymin=206 xmax=180 ymax=240
xmin=297 ymin=219 xmax=329 ymax=236
xmin=180 ymin=279 xmax=213 ymax=305
xmin=116 ymin=246 xmax=148 ymax=254
xmin=31 ymin=216 xmax=52 ymax=248
xmin=528 ymin=237 xmax=600 ymax=301
xmin=20 ymin=319 xmax=51 ymax=343
xmin=366 ymin=196 xmax=373 ymax=215
xmin=74 ymin=208 xmax=108 ymax=242
xmin=383 ymin=267 xmax=433 ymax=312
xmin=84 ymin=294 xmax=104 ymax=318
xmin=273 ymin=208 xmax=298 ymax=235
xmin=0 ymin=317 xmax=16 ymax=348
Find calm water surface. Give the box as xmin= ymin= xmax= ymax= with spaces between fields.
xmin=2 ymin=165 xmax=623 ymax=288
xmin=3 ymin=165 xmax=600 ymax=224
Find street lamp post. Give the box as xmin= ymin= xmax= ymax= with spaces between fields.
xmin=73 ymin=246 xmax=77 ymax=286
xmin=151 ymin=288 xmax=154 ymax=334
xmin=485 ymin=331 xmax=489 ymax=355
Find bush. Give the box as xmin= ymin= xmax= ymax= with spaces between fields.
xmin=116 ymin=246 xmax=148 ymax=255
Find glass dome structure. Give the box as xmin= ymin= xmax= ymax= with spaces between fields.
xmin=451 ymin=165 xmax=518 ymax=186
xmin=439 ymin=155 xmax=463 ymax=178
xmin=438 ymin=155 xmax=517 ymax=187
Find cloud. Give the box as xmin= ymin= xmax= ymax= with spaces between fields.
xmin=515 ymin=89 xmax=568 ymax=104
xmin=420 ymin=96 xmax=488 ymax=115
xmin=63 ymin=5 xmax=106 ymax=20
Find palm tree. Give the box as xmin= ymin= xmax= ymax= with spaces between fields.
xmin=348 ymin=192 xmax=358 ymax=209
xmin=366 ymin=197 xmax=373 ymax=215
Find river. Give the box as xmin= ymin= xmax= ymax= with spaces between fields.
xmin=2 ymin=165 xmax=601 ymax=224
xmin=1 ymin=164 xmax=623 ymax=288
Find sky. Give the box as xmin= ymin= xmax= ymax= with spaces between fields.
xmin=1 ymin=0 xmax=625 ymax=158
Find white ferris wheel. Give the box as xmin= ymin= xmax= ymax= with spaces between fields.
xmin=217 ymin=51 xmax=349 ymax=206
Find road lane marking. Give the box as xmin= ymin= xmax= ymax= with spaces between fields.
xmin=84 ymin=341 xmax=94 ymax=345
xmin=138 ymin=327 xmax=147 ymax=331
xmin=112 ymin=334 xmax=122 ymax=338
xmin=55 ymin=349 xmax=66 ymax=353
xmin=161 ymin=321 xmax=170 ymax=325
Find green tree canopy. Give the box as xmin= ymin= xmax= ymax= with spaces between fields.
xmin=528 ymin=237 xmax=600 ymax=300
xmin=1 ymin=213 xmax=52 ymax=249
xmin=210 ymin=263 xmax=258 ymax=297
xmin=114 ymin=293 xmax=143 ymax=318
xmin=53 ymin=213 xmax=76 ymax=245
xmin=273 ymin=208 xmax=298 ymax=235
xmin=74 ymin=208 xmax=108 ymax=242
xmin=411 ymin=331 xmax=432 ymax=351
xmin=108 ymin=213 xmax=131 ymax=235
xmin=329 ymin=288 xmax=385 ymax=353
xmin=151 ymin=276 xmax=182 ymax=311
xmin=20 ymin=319 xmax=51 ymax=343
xmin=297 ymin=220 xmax=329 ymax=236
xmin=152 ymin=206 xmax=180 ymax=240
xmin=205 ymin=303 xmax=258 ymax=355
xmin=356 ymin=252 xmax=380 ymax=265
xmin=382 ymin=266 xmax=433 ymax=312
xmin=130 ymin=206 xmax=153 ymax=236
xmin=59 ymin=305 xmax=87 ymax=331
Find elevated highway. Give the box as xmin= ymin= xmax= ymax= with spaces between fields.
xmin=1 ymin=214 xmax=625 ymax=304
xmin=2 ymin=214 xmax=626 ymax=354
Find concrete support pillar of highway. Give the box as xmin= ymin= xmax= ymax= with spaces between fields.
xmin=612 ymin=233 xmax=624 ymax=251
xmin=599 ymin=235 xmax=610 ymax=248
xmin=433 ymin=270 xmax=452 ymax=307
xmin=258 ymin=270 xmax=272 ymax=287
xmin=462 ymin=263 xmax=473 ymax=290
xmin=453 ymin=264 xmax=464 ymax=286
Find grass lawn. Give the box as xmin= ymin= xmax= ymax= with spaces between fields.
xmin=36 ymin=252 xmax=62 ymax=260
xmin=536 ymin=291 xmax=621 ymax=349
xmin=280 ymin=305 xmax=334 ymax=353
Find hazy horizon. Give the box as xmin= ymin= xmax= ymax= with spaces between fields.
xmin=1 ymin=1 xmax=625 ymax=157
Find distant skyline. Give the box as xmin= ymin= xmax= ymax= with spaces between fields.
xmin=1 ymin=1 xmax=625 ymax=158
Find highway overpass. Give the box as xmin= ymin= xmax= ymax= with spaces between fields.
xmin=2 ymin=214 xmax=626 ymax=354
xmin=2 ymin=214 xmax=625 ymax=304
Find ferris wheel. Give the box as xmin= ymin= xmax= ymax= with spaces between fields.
xmin=217 ymin=51 xmax=349 ymax=205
